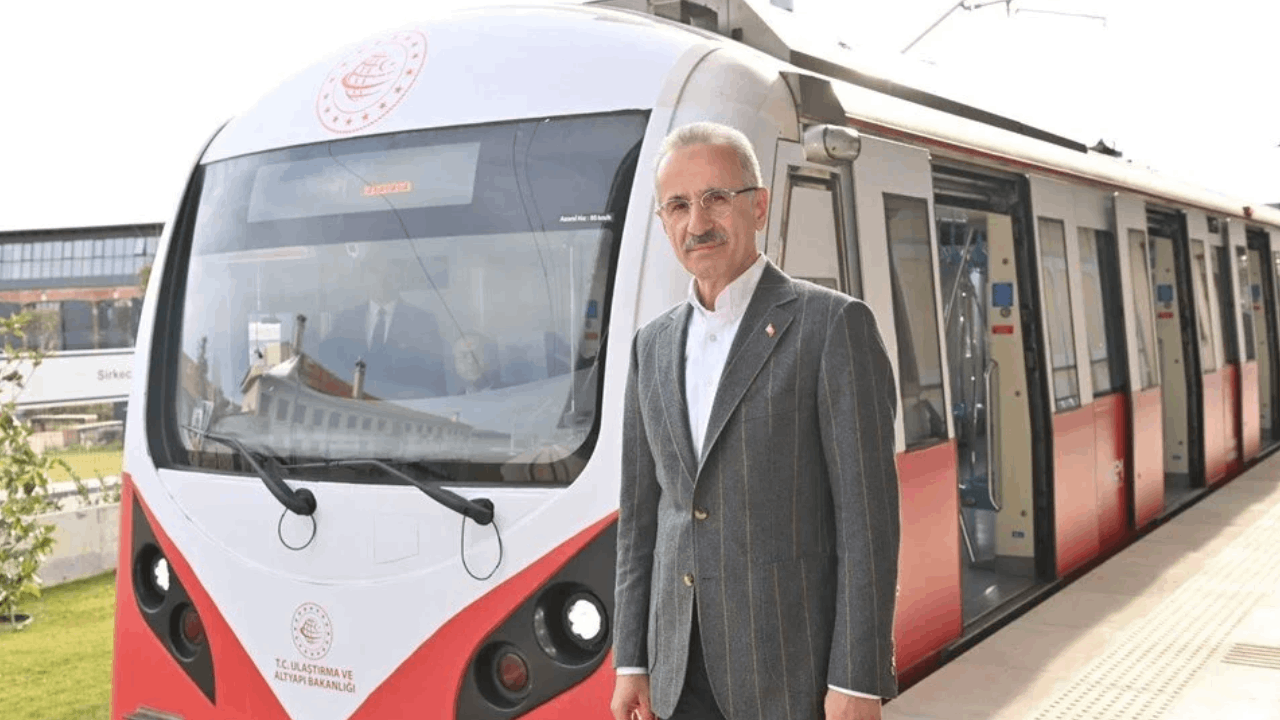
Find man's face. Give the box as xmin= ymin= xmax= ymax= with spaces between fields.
xmin=655 ymin=143 xmax=769 ymax=286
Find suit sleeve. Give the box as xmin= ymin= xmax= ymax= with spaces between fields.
xmin=613 ymin=336 xmax=661 ymax=670
xmin=816 ymin=300 xmax=901 ymax=698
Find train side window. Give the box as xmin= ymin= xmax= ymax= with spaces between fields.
xmin=781 ymin=176 xmax=847 ymax=292
xmin=884 ymin=194 xmax=946 ymax=448
xmin=1235 ymin=247 xmax=1256 ymax=361
xmin=1077 ymin=228 xmax=1125 ymax=396
xmin=1128 ymin=230 xmax=1159 ymax=389
xmin=1190 ymin=240 xmax=1218 ymax=373
xmin=1213 ymin=247 xmax=1239 ymax=365
xmin=1038 ymin=218 xmax=1079 ymax=410
xmin=275 ymin=399 xmax=290 ymax=422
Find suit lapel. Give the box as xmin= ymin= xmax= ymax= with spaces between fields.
xmin=657 ymin=304 xmax=699 ymax=483
xmin=698 ymin=263 xmax=797 ymax=472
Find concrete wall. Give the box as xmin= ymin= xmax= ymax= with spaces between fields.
xmin=40 ymin=502 xmax=119 ymax=586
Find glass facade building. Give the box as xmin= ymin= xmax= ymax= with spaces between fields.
xmin=0 ymin=224 xmax=161 ymax=354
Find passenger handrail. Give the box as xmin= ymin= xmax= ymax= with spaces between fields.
xmin=985 ymin=358 xmax=1002 ymax=512
xmin=943 ymin=226 xmax=979 ymax=329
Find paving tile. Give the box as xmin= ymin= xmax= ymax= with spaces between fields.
xmin=952 ymin=621 xmax=1120 ymax=678
xmin=1018 ymin=589 xmax=1162 ymax=631
xmin=890 ymin=662 xmax=1068 ymax=720
xmin=1227 ymin=604 xmax=1280 ymax=647
xmin=1162 ymin=658 xmax=1280 ymax=720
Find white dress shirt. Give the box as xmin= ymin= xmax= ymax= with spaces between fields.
xmin=617 ymin=254 xmax=875 ymax=700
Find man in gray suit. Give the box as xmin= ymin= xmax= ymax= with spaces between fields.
xmin=610 ymin=122 xmax=900 ymax=720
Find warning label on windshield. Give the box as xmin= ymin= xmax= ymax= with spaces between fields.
xmin=559 ymin=213 xmax=613 ymax=223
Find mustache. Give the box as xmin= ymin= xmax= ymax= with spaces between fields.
xmin=684 ymin=230 xmax=727 ymax=251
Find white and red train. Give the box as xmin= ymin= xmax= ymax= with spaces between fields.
xmin=111 ymin=1 xmax=1280 ymax=718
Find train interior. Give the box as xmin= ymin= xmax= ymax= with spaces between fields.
xmin=932 ymin=166 xmax=1042 ymax=624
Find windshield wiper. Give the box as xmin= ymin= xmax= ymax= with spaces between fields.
xmin=186 ymin=428 xmax=317 ymax=516
xmin=287 ymin=458 xmax=494 ymax=525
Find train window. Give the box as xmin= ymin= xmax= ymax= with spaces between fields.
xmin=884 ymin=194 xmax=947 ymax=448
xmin=1236 ymin=247 xmax=1256 ymax=361
xmin=312 ymin=409 xmax=325 ymax=427
xmin=258 ymin=396 xmax=272 ymax=418
xmin=328 ymin=413 xmax=341 ymax=430
xmin=292 ymin=402 xmax=308 ymax=424
xmin=1128 ymin=231 xmax=1159 ymax=389
xmin=61 ymin=300 xmax=95 ymax=351
xmin=275 ymin=400 xmax=290 ymax=422
xmin=168 ymin=111 xmax=647 ymax=484
xmin=781 ymin=177 xmax=845 ymax=292
xmin=1213 ymin=247 xmax=1239 ymax=365
xmin=1077 ymin=228 xmax=1125 ymax=396
xmin=1190 ymin=241 xmax=1218 ymax=373
xmin=1038 ymin=218 xmax=1079 ymax=410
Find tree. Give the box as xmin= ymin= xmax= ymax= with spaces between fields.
xmin=0 ymin=311 xmax=72 ymax=628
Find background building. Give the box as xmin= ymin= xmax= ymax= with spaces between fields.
xmin=0 ymin=223 xmax=160 ymax=451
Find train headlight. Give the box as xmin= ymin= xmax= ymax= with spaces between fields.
xmin=171 ymin=602 xmax=207 ymax=659
xmin=134 ymin=544 xmax=170 ymax=611
xmin=180 ymin=605 xmax=206 ymax=647
xmin=533 ymin=584 xmax=610 ymax=664
xmin=563 ymin=592 xmax=606 ymax=651
xmin=496 ymin=650 xmax=530 ymax=694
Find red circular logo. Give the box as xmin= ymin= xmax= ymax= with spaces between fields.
xmin=291 ymin=602 xmax=333 ymax=660
xmin=316 ymin=30 xmax=427 ymax=134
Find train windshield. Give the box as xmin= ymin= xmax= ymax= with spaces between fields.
xmin=170 ymin=112 xmax=646 ymax=484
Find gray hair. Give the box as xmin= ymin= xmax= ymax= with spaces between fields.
xmin=654 ymin=122 xmax=764 ymax=192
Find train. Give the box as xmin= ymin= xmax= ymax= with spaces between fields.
xmin=111 ymin=1 xmax=1280 ymax=718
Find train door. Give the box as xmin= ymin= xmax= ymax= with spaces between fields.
xmin=931 ymin=163 xmax=1044 ymax=624
xmin=1150 ymin=207 xmax=1202 ymax=510
xmin=1227 ymin=220 xmax=1261 ymax=462
xmin=850 ymin=136 xmax=964 ymax=672
xmin=1029 ymin=176 xmax=1132 ymax=575
xmin=1210 ymin=237 xmax=1244 ymax=475
xmin=1247 ymin=228 xmax=1280 ymax=448
xmin=1185 ymin=210 xmax=1231 ymax=485
xmin=1113 ymin=194 xmax=1163 ymax=529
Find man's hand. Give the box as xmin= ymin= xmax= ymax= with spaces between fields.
xmin=611 ymin=673 xmax=656 ymax=720
xmin=824 ymin=689 xmax=882 ymax=720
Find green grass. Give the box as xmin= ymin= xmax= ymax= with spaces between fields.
xmin=46 ymin=448 xmax=123 ymax=483
xmin=0 ymin=572 xmax=116 ymax=720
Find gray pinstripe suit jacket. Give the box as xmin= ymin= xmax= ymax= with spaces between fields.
xmin=614 ymin=261 xmax=901 ymax=720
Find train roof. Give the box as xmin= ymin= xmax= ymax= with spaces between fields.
xmin=594 ymin=0 xmax=1280 ymax=228
xmin=204 ymin=0 xmax=1280 ymax=228
xmin=202 ymin=4 xmax=715 ymax=163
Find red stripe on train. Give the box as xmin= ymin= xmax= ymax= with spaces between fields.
xmin=349 ymin=513 xmax=618 ymax=719
xmin=113 ymin=471 xmax=620 ymax=719
xmin=112 ymin=475 xmax=291 ymax=720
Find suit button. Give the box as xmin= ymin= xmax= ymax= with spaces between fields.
xmin=683 ymin=573 xmax=695 ymax=587
xmin=693 ymin=508 xmax=708 ymax=520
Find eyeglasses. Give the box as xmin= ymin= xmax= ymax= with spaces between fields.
xmin=655 ymin=186 xmax=761 ymax=224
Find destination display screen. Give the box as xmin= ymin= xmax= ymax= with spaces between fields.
xmin=246 ymin=143 xmax=481 ymax=223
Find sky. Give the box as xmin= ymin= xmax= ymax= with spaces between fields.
xmin=2 ymin=0 xmax=1277 ymax=232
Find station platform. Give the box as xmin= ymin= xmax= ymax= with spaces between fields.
xmin=888 ymin=452 xmax=1280 ymax=720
